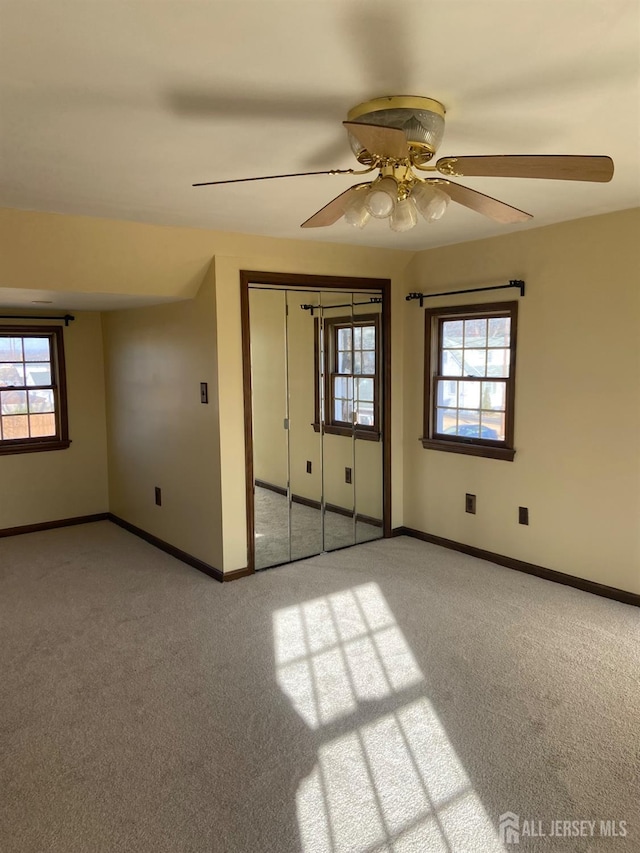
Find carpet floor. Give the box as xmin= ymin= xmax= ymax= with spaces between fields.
xmin=1 ymin=522 xmax=638 ymax=852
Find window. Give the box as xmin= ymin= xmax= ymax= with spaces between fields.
xmin=422 ymin=302 xmax=517 ymax=460
xmin=314 ymin=314 xmax=381 ymax=440
xmin=0 ymin=326 xmax=69 ymax=455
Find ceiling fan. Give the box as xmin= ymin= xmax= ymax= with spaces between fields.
xmin=192 ymin=95 xmax=614 ymax=233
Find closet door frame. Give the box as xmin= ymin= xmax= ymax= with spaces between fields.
xmin=240 ymin=270 xmax=392 ymax=574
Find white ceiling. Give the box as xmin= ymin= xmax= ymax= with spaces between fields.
xmin=1 ymin=0 xmax=639 ymax=252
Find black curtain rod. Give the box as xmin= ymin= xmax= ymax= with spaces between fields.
xmin=0 ymin=313 xmax=75 ymax=326
xmin=406 ymin=280 xmax=525 ymax=306
xmin=301 ymin=298 xmax=383 ymax=313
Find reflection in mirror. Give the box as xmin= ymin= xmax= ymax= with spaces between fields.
xmin=288 ymin=291 xmax=323 ymax=562
xmin=321 ymin=291 xmax=356 ymax=552
xmin=249 ymin=287 xmax=290 ymax=569
xmin=354 ymin=296 xmax=384 ymax=543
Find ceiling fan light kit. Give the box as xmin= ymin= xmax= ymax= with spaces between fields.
xmin=193 ymin=94 xmax=614 ymax=233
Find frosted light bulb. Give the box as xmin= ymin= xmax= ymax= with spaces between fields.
xmin=389 ymin=197 xmax=418 ymax=232
xmin=413 ymin=184 xmax=450 ymax=222
xmin=365 ymin=177 xmax=397 ymax=219
xmin=344 ymin=191 xmax=371 ymax=229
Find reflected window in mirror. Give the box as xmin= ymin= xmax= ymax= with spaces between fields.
xmin=314 ymin=314 xmax=381 ymax=441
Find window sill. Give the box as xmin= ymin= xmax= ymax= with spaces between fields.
xmin=0 ymin=439 xmax=71 ymax=457
xmin=312 ymin=423 xmax=381 ymax=442
xmin=420 ymin=437 xmax=515 ymax=461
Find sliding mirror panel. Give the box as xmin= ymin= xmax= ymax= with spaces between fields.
xmin=288 ymin=290 xmax=324 ymax=563
xmin=249 ymin=287 xmax=290 ymax=569
xmin=354 ymin=295 xmax=384 ymax=543
xmin=320 ymin=291 xmax=356 ymax=552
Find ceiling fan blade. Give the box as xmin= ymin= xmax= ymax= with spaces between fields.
xmin=301 ymin=183 xmax=371 ymax=228
xmin=438 ymin=181 xmax=532 ymax=224
xmin=193 ymin=168 xmax=354 ymax=187
xmin=437 ymin=155 xmax=614 ymax=182
xmin=343 ymin=121 xmax=409 ymax=160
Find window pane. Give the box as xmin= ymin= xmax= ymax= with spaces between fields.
xmin=437 ymin=380 xmax=457 ymax=407
xmin=25 ymin=363 xmax=52 ymax=386
xmin=436 ymin=407 xmax=457 ymax=433
xmin=463 ymin=349 xmax=486 ymax=376
xmin=356 ymin=377 xmax=374 ymax=402
xmin=23 ymin=337 xmax=51 ymax=362
xmin=28 ymin=389 xmax=55 ymax=413
xmin=442 ymin=349 xmax=463 ymax=376
xmin=481 ymin=381 xmax=506 ymax=411
xmin=459 ymin=381 xmax=480 ymax=409
xmin=457 ymin=410 xmax=481 ymax=437
xmin=333 ymin=376 xmax=353 ymax=399
xmin=0 ymin=363 xmax=25 ymax=387
xmin=481 ymin=411 xmax=505 ymax=441
xmin=362 ymin=326 xmax=375 ymax=349
xmin=464 ymin=318 xmax=487 ymax=348
xmin=1 ymin=390 xmax=27 ymax=414
xmin=334 ymin=400 xmax=353 ymax=423
xmin=488 ymin=317 xmax=510 ymax=347
xmin=353 ymin=327 xmax=361 ymax=349
xmin=487 ymin=349 xmax=510 ymax=377
xmin=1 ymin=415 xmax=29 ymax=439
xmin=355 ymin=401 xmax=374 ymax=426
xmin=0 ymin=338 xmax=23 ymax=361
xmin=442 ymin=320 xmax=463 ymax=348
xmin=337 ymin=328 xmax=352 ymax=351
xmin=29 ymin=413 xmax=56 ymax=437
xmin=337 ymin=352 xmax=352 ymax=373
xmin=362 ymin=351 xmax=375 ymax=373
xmin=353 ymin=353 xmax=362 ymax=375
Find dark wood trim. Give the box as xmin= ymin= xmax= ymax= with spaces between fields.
xmin=311 ymin=422 xmax=381 ymax=441
xmin=0 ymin=438 xmax=71 ymax=456
xmin=240 ymin=270 xmax=392 ymax=572
xmin=222 ymin=566 xmax=254 ymax=582
xmin=239 ymin=271 xmax=390 ymax=290
xmin=422 ymin=301 xmax=517 ymax=461
xmin=0 ymin=512 xmax=108 ymax=538
xmin=420 ymin=439 xmax=516 ymax=461
xmin=108 ymin=514 xmax=225 ymax=582
xmin=291 ymin=493 xmax=383 ymax=528
xmin=254 ymin=479 xmax=287 ymax=496
xmin=393 ymin=526 xmax=640 ymax=608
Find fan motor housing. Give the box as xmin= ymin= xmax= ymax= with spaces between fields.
xmin=347 ymin=95 xmax=446 ymax=165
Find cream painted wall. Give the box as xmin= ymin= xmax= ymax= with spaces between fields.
xmin=102 ymin=264 xmax=224 ymax=568
xmin=403 ymin=208 xmax=640 ymax=595
xmin=0 ymin=312 xmax=108 ymax=529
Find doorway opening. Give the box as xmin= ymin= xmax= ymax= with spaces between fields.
xmin=240 ymin=271 xmax=391 ymax=572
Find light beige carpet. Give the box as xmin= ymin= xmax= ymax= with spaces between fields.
xmin=1 ymin=522 xmax=638 ymax=852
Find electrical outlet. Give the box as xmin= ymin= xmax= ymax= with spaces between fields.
xmin=465 ymin=493 xmax=476 ymax=514
xmin=155 ymin=487 xmax=162 ymax=507
xmin=306 ymin=460 xmax=312 ymax=474
xmin=345 ymin=467 xmax=352 ymax=485
xmin=519 ymin=506 xmax=529 ymax=525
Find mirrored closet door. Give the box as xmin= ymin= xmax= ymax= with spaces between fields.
xmin=247 ymin=281 xmax=385 ymax=571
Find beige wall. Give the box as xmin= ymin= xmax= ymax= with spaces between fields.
xmin=0 ymin=312 xmax=108 ymax=529
xmin=102 ymin=264 xmax=224 ymax=569
xmin=403 ymin=208 xmax=640 ymax=595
